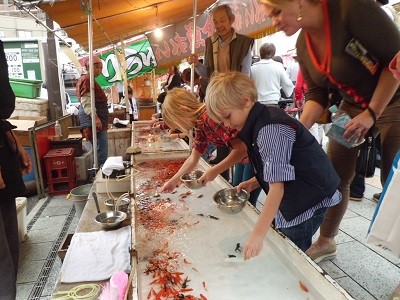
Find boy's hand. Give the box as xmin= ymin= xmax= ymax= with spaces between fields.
xmin=243 ymin=231 xmax=264 ymax=260
xmin=236 ymin=177 xmax=259 ymax=194
xmin=198 ymin=168 xmax=219 ymax=186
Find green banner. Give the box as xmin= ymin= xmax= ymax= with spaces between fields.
xmin=95 ymin=39 xmax=157 ymax=87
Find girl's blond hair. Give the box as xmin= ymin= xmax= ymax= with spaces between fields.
xmin=206 ymin=72 xmax=257 ymax=123
xmin=162 ymin=88 xmax=205 ymax=134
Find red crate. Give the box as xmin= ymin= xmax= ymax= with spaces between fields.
xmin=44 ymin=148 xmax=77 ymax=195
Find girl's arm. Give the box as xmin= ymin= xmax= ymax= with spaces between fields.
xmin=199 ymin=138 xmax=247 ymax=184
xmin=159 ymin=149 xmax=202 ymax=192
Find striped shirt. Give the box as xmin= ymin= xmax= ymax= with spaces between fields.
xmin=257 ymin=124 xmax=341 ymax=229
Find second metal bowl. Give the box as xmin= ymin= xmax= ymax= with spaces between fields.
xmin=180 ymin=170 xmax=204 ymax=190
xmin=213 ymin=188 xmax=249 ymax=214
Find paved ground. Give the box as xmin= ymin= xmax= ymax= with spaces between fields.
xmin=16 ymin=168 xmax=399 ymax=300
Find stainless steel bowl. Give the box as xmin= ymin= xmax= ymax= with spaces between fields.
xmin=213 ymin=188 xmax=249 ymax=214
xmin=180 ymin=170 xmax=204 ymax=190
xmin=95 ymin=211 xmax=127 ymax=230
xmin=104 ymin=198 xmax=130 ymax=213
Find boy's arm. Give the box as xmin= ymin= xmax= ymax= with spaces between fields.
xmin=244 ymin=181 xmax=284 ymax=260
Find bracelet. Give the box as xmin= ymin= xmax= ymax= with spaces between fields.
xmin=366 ymin=107 xmax=377 ymax=124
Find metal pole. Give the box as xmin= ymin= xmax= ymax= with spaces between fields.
xmin=119 ymin=40 xmax=130 ymax=120
xmin=88 ymin=0 xmax=98 ymax=170
xmin=188 ymin=0 xmax=198 ymax=149
xmin=190 ymin=0 xmax=198 ymax=93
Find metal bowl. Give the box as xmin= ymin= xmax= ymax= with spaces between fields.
xmin=213 ymin=188 xmax=249 ymax=214
xmin=104 ymin=198 xmax=130 ymax=213
xmin=180 ymin=170 xmax=204 ymax=190
xmin=95 ymin=211 xmax=127 ymax=230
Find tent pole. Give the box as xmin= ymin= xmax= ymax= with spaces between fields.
xmin=119 ymin=39 xmax=130 ymax=119
xmin=188 ymin=0 xmax=198 ymax=149
xmin=88 ymin=0 xmax=99 ymax=171
xmin=190 ymin=0 xmax=198 ymax=93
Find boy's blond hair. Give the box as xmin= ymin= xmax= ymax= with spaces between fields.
xmin=163 ymin=88 xmax=205 ymax=134
xmin=206 ymin=71 xmax=258 ymax=123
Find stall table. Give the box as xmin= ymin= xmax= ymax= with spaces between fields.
xmin=51 ymin=125 xmax=354 ymax=300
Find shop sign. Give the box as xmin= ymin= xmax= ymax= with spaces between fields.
xmin=91 ymin=39 xmax=157 ymax=87
xmin=147 ymin=0 xmax=270 ymax=67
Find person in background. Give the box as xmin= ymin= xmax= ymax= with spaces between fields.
xmin=286 ymin=55 xmax=300 ymax=85
xmin=251 ymin=42 xmax=294 ymax=106
xmin=181 ymin=67 xmax=207 ymax=102
xmin=76 ymin=56 xmax=109 ymax=166
xmin=294 ymin=69 xmax=324 ymax=144
xmin=163 ymin=66 xmax=182 ymax=91
xmin=259 ymin=0 xmax=400 ymax=263
xmin=181 ymin=67 xmax=215 ymax=161
xmin=205 ymin=72 xmax=341 ymax=258
xmin=127 ymin=86 xmax=138 ymax=122
xmin=159 ymin=88 xmax=248 ymax=195
xmin=0 ymin=40 xmax=32 ymax=299
xmin=157 ymin=66 xmax=182 ymax=118
xmin=187 ymin=4 xmax=254 ymax=181
xmin=272 ymin=55 xmax=284 ymax=66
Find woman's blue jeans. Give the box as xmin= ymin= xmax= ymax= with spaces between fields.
xmin=279 ymin=207 xmax=328 ymax=251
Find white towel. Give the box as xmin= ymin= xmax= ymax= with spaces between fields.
xmin=60 ymin=226 xmax=131 ymax=283
xmin=102 ymin=156 xmax=125 ymax=176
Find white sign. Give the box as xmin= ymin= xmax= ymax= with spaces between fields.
xmin=4 ymin=48 xmax=23 ymax=78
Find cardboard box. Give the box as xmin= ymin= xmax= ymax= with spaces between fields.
xmin=8 ymin=116 xmax=47 ymax=146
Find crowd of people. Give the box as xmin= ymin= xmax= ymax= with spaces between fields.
xmin=155 ymin=0 xmax=400 ymax=298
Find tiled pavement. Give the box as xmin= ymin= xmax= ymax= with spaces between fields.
xmin=17 ymin=166 xmax=399 ymax=300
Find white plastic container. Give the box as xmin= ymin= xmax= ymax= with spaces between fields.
xmin=16 ymin=197 xmax=27 ymax=242
xmin=95 ymin=171 xmax=132 ymax=194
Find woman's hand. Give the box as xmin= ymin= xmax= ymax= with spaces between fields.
xmin=343 ymin=109 xmax=375 ymax=143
